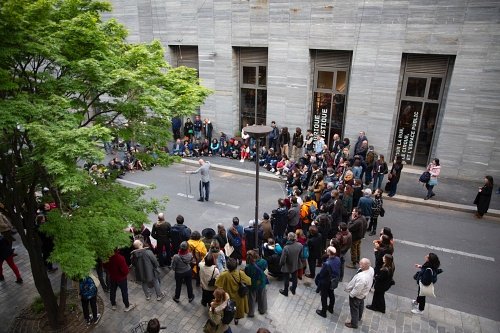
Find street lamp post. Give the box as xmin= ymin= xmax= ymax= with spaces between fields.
xmin=242 ymin=124 xmax=273 ymax=251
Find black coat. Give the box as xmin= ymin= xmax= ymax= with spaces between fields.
xmin=474 ymin=185 xmax=492 ymax=215
xmin=374 ymin=266 xmax=393 ymax=292
xmin=307 ymin=233 xmax=323 ymax=260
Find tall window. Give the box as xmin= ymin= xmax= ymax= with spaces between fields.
xmin=311 ymin=50 xmax=351 ymax=148
xmin=238 ymin=48 xmax=268 ymax=129
xmin=393 ymin=54 xmax=451 ymax=166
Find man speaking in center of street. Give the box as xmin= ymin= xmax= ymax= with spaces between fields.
xmin=186 ymin=159 xmax=211 ymax=202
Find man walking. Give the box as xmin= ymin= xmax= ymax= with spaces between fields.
xmin=107 ymin=249 xmax=135 ymax=312
xmin=345 ymin=258 xmax=374 ymax=329
xmin=186 ymin=159 xmax=211 ymax=202
xmin=279 ymin=232 xmax=303 ymax=297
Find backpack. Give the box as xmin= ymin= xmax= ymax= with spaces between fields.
xmin=221 ymin=299 xmax=237 ymax=324
xmin=419 ymin=171 xmax=431 ymax=183
xmin=80 ymin=276 xmax=97 ymax=300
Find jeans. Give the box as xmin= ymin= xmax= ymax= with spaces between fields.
xmin=81 ymin=296 xmax=98 ymax=321
xmin=110 ymin=279 xmax=130 ymax=307
xmin=350 ymin=240 xmax=361 ymax=265
xmin=368 ymin=217 xmax=378 ymax=233
xmin=425 ymin=184 xmax=435 ymax=198
xmin=283 ymin=271 xmax=298 ymax=294
xmin=199 ymin=181 xmax=210 ymax=200
xmin=372 ymin=174 xmax=385 ymax=190
xmin=174 ymin=270 xmax=194 ymax=299
xmin=348 ymin=296 xmax=364 ymax=327
xmin=142 ymin=277 xmax=162 ymax=298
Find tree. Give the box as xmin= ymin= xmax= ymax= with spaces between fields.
xmin=0 ymin=0 xmax=210 ymax=328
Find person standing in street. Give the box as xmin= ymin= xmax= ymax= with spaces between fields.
xmin=346 ymin=207 xmax=367 ymax=269
xmin=186 ymin=159 xmax=211 ymax=202
xmin=131 ymin=240 xmax=165 ymax=301
xmin=279 ymin=232 xmax=303 ymax=297
xmin=314 ymin=246 xmax=341 ymax=318
xmin=366 ymin=253 xmax=395 ymax=314
xmin=344 ymin=258 xmax=374 ymax=329
xmin=424 ymin=158 xmax=441 ymax=200
xmin=387 ymin=155 xmax=403 ymax=197
xmin=244 ymin=250 xmax=268 ymax=317
xmin=171 ymin=241 xmax=195 ymax=303
xmin=291 ymin=127 xmax=304 ymax=161
xmin=107 ymin=249 xmax=135 ymax=312
xmin=412 ymin=253 xmax=443 ymax=315
xmin=474 ymin=175 xmax=494 ymax=218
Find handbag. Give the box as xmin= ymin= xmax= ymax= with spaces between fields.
xmin=224 ymin=241 xmax=234 ymax=257
xmin=419 ymin=280 xmax=436 ymax=297
xmin=208 ymin=267 xmax=216 ymax=287
xmin=232 ymin=272 xmax=249 ymax=297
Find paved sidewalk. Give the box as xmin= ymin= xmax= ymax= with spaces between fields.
xmin=2 ymin=239 xmax=500 ymax=333
xmin=180 ymin=156 xmax=500 ymax=218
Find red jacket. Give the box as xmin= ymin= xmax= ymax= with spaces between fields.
xmin=106 ymin=251 xmax=129 ymax=282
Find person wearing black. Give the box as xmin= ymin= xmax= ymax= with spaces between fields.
xmin=412 ymin=253 xmax=443 ymax=314
xmin=474 ymin=175 xmax=494 ymax=218
xmin=366 ymin=254 xmax=394 ymax=313
xmin=291 ymin=127 xmax=304 ymax=161
xmin=315 ymin=246 xmax=341 ymax=317
xmin=305 ymin=225 xmax=322 ymax=279
xmin=387 ymin=155 xmax=403 ymax=197
xmin=271 ymin=199 xmax=288 ymax=245
xmin=170 ymin=215 xmax=191 ymax=256
xmin=268 ymin=121 xmax=279 ymax=152
xmin=151 ymin=213 xmax=172 ymax=267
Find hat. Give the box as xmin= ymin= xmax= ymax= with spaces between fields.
xmin=263 ymin=212 xmax=270 ymax=220
xmin=179 ymin=241 xmax=188 ymax=250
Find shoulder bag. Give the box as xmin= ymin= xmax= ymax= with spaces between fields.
xmin=208 ymin=267 xmax=216 ymax=287
xmin=232 ymin=271 xmax=249 ymax=297
xmin=224 ymin=236 xmax=234 ymax=257
xmin=418 ymin=268 xmax=436 ymax=297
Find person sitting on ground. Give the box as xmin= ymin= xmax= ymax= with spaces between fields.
xmin=183 ymin=140 xmax=192 ymax=157
xmin=262 ymin=238 xmax=282 ymax=279
xmin=172 ymin=139 xmax=183 ymax=156
xmin=221 ymin=140 xmax=231 ymax=158
xmin=209 ymin=139 xmax=219 ymax=156
xmin=240 ymin=143 xmax=250 ymax=162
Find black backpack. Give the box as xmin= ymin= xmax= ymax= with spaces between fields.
xmin=221 ymin=299 xmax=236 ymax=324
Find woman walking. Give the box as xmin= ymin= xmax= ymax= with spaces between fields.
xmin=424 ymin=159 xmax=441 ymax=200
xmin=412 ymin=253 xmax=443 ymax=314
xmin=244 ymin=250 xmax=268 ymax=317
xmin=366 ymin=254 xmax=395 ymax=313
xmin=474 ymin=176 xmax=494 ymax=218
xmin=171 ymin=241 xmax=195 ymax=303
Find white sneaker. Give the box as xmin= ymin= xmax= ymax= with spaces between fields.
xmin=411 ymin=309 xmax=423 ymax=315
xmin=411 ymin=300 xmax=418 ymax=306
xmin=124 ymin=303 xmax=136 ymax=312
xmin=240 ymin=159 xmax=244 ymax=163
xmin=111 ymin=305 xmax=117 ymax=311
xmin=156 ymin=293 xmax=165 ymax=301
xmin=93 ymin=313 xmax=101 ymax=324
xmin=146 ymin=295 xmax=151 ymax=301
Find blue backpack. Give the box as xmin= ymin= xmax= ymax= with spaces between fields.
xmin=80 ymin=276 xmax=97 ymax=300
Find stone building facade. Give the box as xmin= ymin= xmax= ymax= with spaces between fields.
xmin=105 ymin=0 xmax=500 ymax=180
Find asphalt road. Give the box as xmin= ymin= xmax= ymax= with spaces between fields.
xmin=119 ymin=163 xmax=500 ymax=321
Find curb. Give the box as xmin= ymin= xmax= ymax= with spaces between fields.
xmin=179 ymin=159 xmax=500 ymax=219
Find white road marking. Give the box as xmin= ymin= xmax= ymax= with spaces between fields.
xmin=117 ymin=179 xmax=150 ymax=187
xmin=177 ymin=193 xmax=195 ymax=199
xmin=396 ymin=239 xmax=495 ymax=262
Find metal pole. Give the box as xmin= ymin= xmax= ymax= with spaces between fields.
xmin=254 ymin=135 xmax=260 ymax=251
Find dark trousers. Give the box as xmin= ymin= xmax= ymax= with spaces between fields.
xmin=95 ymin=259 xmax=109 ymax=291
xmin=368 ymin=217 xmax=378 ymax=233
xmin=156 ymin=240 xmax=171 ymax=267
xmin=110 ymin=279 xmax=130 ymax=307
xmin=201 ymin=288 xmax=214 ymax=306
xmin=174 ymin=270 xmax=194 ymax=299
xmin=339 ymin=256 xmax=346 ymax=281
xmin=425 ymin=184 xmax=435 ymax=198
xmin=199 ymin=181 xmax=210 ymax=200
xmin=320 ymin=287 xmax=335 ymax=312
xmin=416 ymin=285 xmax=426 ymax=311
xmin=389 ymin=181 xmax=398 ymax=196
xmin=81 ymin=296 xmax=98 ymax=321
xmin=370 ymin=288 xmax=386 ymax=312
xmin=348 ymin=296 xmax=364 ymax=328
xmin=283 ymin=271 xmax=298 ymax=294
xmin=307 ymin=257 xmax=317 ymax=277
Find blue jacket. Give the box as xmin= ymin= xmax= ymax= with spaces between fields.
xmin=417 ymin=263 xmax=443 ymax=286
xmin=358 ymin=196 xmax=374 ymax=217
xmin=315 ymin=256 xmax=341 ymax=289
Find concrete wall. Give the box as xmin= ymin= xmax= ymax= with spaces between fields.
xmin=104 ymin=0 xmax=500 ymax=180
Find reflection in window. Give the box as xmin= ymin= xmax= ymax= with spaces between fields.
xmin=317 ymin=71 xmax=334 ymax=89
xmin=428 ymin=77 xmax=442 ymax=100
xmin=258 ymin=66 xmax=267 ymax=87
xmin=243 ymin=67 xmax=256 ymax=85
xmin=405 ymin=77 xmax=427 ymax=97
xmin=336 ymin=71 xmax=347 ymax=93
xmin=414 ymin=103 xmax=438 ymax=165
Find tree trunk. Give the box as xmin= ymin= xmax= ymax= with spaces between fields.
xmin=57 ymin=273 xmax=68 ymax=324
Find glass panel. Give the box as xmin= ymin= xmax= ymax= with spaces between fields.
xmin=428 ymin=77 xmax=442 ymax=100
xmin=330 ymin=94 xmax=345 ymax=141
xmin=317 ymin=71 xmax=334 ymax=90
xmin=243 ymin=67 xmax=256 ymax=85
xmin=311 ymin=92 xmax=332 ymax=142
xmin=393 ymin=101 xmax=422 ymax=164
xmin=240 ymin=88 xmax=256 ymax=127
xmin=256 ymin=90 xmax=267 ymax=125
xmin=258 ymin=66 xmax=267 ymax=87
xmin=336 ymin=71 xmax=347 ymax=93
xmin=405 ymin=77 xmax=427 ymax=97
xmin=414 ymin=103 xmax=439 ymax=166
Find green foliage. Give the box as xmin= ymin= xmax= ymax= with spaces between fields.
xmin=0 ymin=0 xmax=210 ymax=286
xmin=31 ymin=296 xmax=46 ymax=314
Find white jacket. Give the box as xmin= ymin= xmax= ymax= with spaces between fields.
xmin=345 ymin=266 xmax=374 ymax=299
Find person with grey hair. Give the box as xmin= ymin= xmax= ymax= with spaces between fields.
xmin=130 ymin=240 xmax=165 ymax=301
xmin=344 ymin=258 xmax=374 ymax=329
xmin=357 ymin=188 xmax=373 ymax=230
xmin=151 ymin=212 xmax=171 ymax=267
xmin=186 ymin=159 xmax=211 ymax=202
xmin=315 ymin=246 xmax=341 ymax=317
xmin=279 ymin=232 xmax=303 ymax=297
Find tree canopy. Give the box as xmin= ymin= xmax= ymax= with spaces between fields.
xmin=0 ymin=0 xmax=210 ymax=327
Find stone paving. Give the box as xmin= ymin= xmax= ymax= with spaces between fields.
xmin=2 ymin=239 xmax=500 ymax=333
